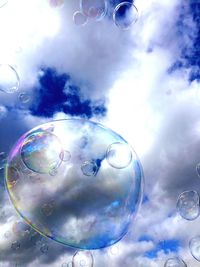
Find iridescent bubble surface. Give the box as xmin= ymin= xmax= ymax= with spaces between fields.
xmin=73 ymin=11 xmax=88 ymax=26
xmin=189 ymin=235 xmax=200 ymax=261
xmin=5 ymin=119 xmax=143 ymax=249
xmin=20 ymin=130 xmax=63 ymax=174
xmin=113 ymin=2 xmax=138 ymax=30
xmin=72 ymin=251 xmax=93 ymax=267
xmin=164 ymin=257 xmax=187 ymax=267
xmin=176 ymin=190 xmax=199 ymax=220
xmin=80 ymin=0 xmax=107 ymax=20
xmin=0 ymin=64 xmax=20 ymax=93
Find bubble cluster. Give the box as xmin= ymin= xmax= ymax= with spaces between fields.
xmin=164 ymin=257 xmax=187 ymax=267
xmin=113 ymin=2 xmax=138 ymax=30
xmin=72 ymin=251 xmax=93 ymax=267
xmin=80 ymin=0 xmax=107 ymax=21
xmin=6 ymin=119 xmax=143 ymax=249
xmin=0 ymin=64 xmax=20 ymax=93
xmin=176 ymin=190 xmax=199 ymax=220
xmin=189 ymin=235 xmax=200 ymax=261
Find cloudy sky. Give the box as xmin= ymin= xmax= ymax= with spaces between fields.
xmin=0 ymin=0 xmax=199 ymax=266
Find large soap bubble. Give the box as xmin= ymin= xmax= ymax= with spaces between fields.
xmin=0 ymin=64 xmax=20 ymax=93
xmin=113 ymin=2 xmax=138 ymax=30
xmin=189 ymin=235 xmax=200 ymax=261
xmin=176 ymin=190 xmax=199 ymax=220
xmin=5 ymin=119 xmax=143 ymax=249
xmin=164 ymin=257 xmax=187 ymax=267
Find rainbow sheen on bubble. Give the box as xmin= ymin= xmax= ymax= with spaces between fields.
xmin=5 ymin=119 xmax=143 ymax=249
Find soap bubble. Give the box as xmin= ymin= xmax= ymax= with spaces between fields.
xmin=49 ymin=0 xmax=64 ymax=8
xmin=40 ymin=243 xmax=49 ymax=253
xmin=0 ymin=151 xmax=7 ymax=170
xmin=0 ymin=64 xmax=20 ymax=93
xmin=73 ymin=11 xmax=88 ymax=26
xmin=113 ymin=2 xmax=138 ymax=30
xmin=106 ymin=142 xmax=132 ymax=169
xmin=196 ymin=163 xmax=200 ymax=177
xmin=18 ymin=92 xmax=30 ymax=104
xmin=81 ymin=160 xmax=98 ymax=176
xmin=5 ymin=119 xmax=143 ymax=249
xmin=164 ymin=257 xmax=187 ymax=267
xmin=189 ymin=235 xmax=200 ymax=261
xmin=20 ymin=130 xmax=64 ymax=174
xmin=72 ymin=251 xmax=93 ymax=267
xmin=80 ymin=0 xmax=107 ymax=20
xmin=176 ymin=190 xmax=199 ymax=220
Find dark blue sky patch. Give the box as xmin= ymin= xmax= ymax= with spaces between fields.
xmin=144 ymin=239 xmax=180 ymax=259
xmin=167 ymin=1 xmax=200 ymax=82
xmin=30 ymin=67 xmax=107 ymax=119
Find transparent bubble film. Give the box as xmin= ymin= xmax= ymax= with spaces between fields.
xmin=5 ymin=119 xmax=143 ymax=249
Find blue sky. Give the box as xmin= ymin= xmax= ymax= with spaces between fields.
xmin=0 ymin=0 xmax=199 ymax=266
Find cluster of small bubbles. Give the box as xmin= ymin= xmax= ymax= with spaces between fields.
xmin=49 ymin=0 xmax=64 ymax=8
xmin=40 ymin=243 xmax=49 ymax=254
xmin=113 ymin=2 xmax=138 ymax=30
xmin=72 ymin=251 xmax=94 ymax=267
xmin=196 ymin=163 xmax=200 ymax=177
xmin=73 ymin=11 xmax=88 ymax=26
xmin=0 ymin=64 xmax=20 ymax=93
xmin=189 ymin=235 xmax=200 ymax=261
xmin=81 ymin=160 xmax=98 ymax=176
xmin=0 ymin=0 xmax=8 ymax=8
xmin=176 ymin=190 xmax=200 ymax=220
xmin=6 ymin=119 xmax=143 ymax=249
xmin=20 ymin=130 xmax=64 ymax=174
xmin=0 ymin=152 xmax=7 ymax=170
xmin=106 ymin=142 xmax=132 ymax=169
xmin=11 ymin=241 xmax=21 ymax=250
xmin=164 ymin=257 xmax=187 ymax=267
xmin=18 ymin=91 xmax=30 ymax=104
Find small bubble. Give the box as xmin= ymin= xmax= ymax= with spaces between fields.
xmin=177 ymin=190 xmax=200 ymax=220
xmin=106 ymin=142 xmax=132 ymax=169
xmin=11 ymin=241 xmax=21 ymax=250
xmin=0 ymin=152 xmax=7 ymax=170
xmin=113 ymin=2 xmax=138 ymax=30
xmin=0 ymin=64 xmax=20 ymax=93
xmin=49 ymin=167 xmax=58 ymax=176
xmin=41 ymin=203 xmax=54 ymax=216
xmin=40 ymin=243 xmax=49 ymax=253
xmin=164 ymin=257 xmax=187 ymax=267
xmin=72 ymin=251 xmax=93 ymax=267
xmin=61 ymin=150 xmax=71 ymax=162
xmin=196 ymin=163 xmax=200 ymax=177
xmin=73 ymin=11 xmax=88 ymax=26
xmin=81 ymin=160 xmax=98 ymax=176
xmin=18 ymin=92 xmax=30 ymax=104
xmin=189 ymin=235 xmax=200 ymax=261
